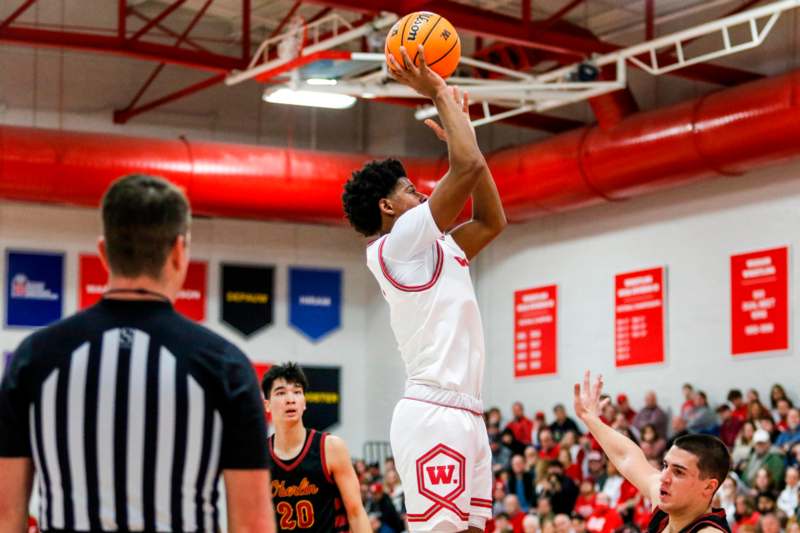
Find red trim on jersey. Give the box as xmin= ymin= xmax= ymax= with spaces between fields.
xmin=366 ymin=238 xmax=380 ymax=248
xmin=320 ymin=432 xmax=334 ymax=484
xmin=471 ymin=498 xmax=493 ymax=508
xmin=269 ymin=429 xmax=317 ymax=472
xmin=402 ymin=396 xmax=483 ymax=417
xmin=378 ymin=237 xmax=444 ymax=292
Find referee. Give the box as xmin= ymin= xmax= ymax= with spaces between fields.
xmin=0 ymin=175 xmax=276 ymax=532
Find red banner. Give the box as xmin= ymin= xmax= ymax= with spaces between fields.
xmin=615 ymin=267 xmax=665 ymax=367
xmin=731 ymin=247 xmax=789 ymax=356
xmin=78 ymin=255 xmax=207 ymax=321
xmin=513 ymin=285 xmax=557 ymax=377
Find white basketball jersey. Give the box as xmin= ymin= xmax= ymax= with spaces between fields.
xmin=366 ymin=203 xmax=486 ymax=398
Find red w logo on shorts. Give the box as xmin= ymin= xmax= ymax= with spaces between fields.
xmin=426 ymin=465 xmax=456 ymax=485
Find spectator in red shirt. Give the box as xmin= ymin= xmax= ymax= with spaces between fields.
xmin=504 ymin=494 xmax=527 ymax=533
xmin=728 ymin=389 xmax=749 ymax=422
xmin=559 ymin=448 xmax=582 ymax=484
xmin=717 ymin=403 xmax=744 ymax=448
xmin=680 ymin=383 xmax=695 ymax=419
xmin=574 ymin=479 xmax=597 ymax=518
xmin=616 ymin=394 xmax=636 ymax=424
xmin=507 ymin=402 xmax=534 ymax=446
xmin=773 ymin=398 xmax=792 ymax=432
xmin=733 ymin=494 xmax=760 ymax=533
xmin=585 ymin=493 xmax=622 ymax=533
xmin=539 ymin=428 xmax=561 ymax=461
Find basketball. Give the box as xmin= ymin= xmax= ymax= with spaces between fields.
xmin=385 ymin=12 xmax=461 ymax=79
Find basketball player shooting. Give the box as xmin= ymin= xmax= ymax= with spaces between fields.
xmin=342 ymin=45 xmax=506 ymax=532
xmin=574 ymin=372 xmax=732 ymax=533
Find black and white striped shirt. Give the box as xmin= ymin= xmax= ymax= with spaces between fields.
xmin=0 ymin=299 xmax=270 ymax=532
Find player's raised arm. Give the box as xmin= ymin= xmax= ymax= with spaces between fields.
xmin=574 ymin=371 xmax=662 ymax=504
xmin=324 ymin=436 xmax=371 ymax=533
xmin=388 ymin=46 xmax=484 ymax=232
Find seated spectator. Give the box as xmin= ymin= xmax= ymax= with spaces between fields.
xmin=733 ymin=494 xmax=760 ymax=533
xmin=749 ymin=400 xmax=771 ymax=425
xmin=599 ymin=461 xmax=624 ymax=507
xmin=729 ymin=389 xmax=749 ymax=422
xmin=539 ymin=428 xmax=561 ymax=462
xmin=366 ymin=482 xmax=404 ymax=533
xmin=508 ymin=402 xmax=535 ymax=446
xmin=600 ymin=401 xmax=617 ymax=426
xmin=681 ymin=383 xmax=695 ymax=419
xmin=755 ymin=492 xmax=777 ymax=515
xmin=503 ymin=427 xmax=527 ymax=457
xmin=550 ymin=404 xmax=581 ymax=442
xmin=494 ymin=480 xmax=509 ymax=515
xmin=749 ymin=467 xmax=778 ymax=500
xmin=490 ymin=511 xmax=512 ymax=533
xmin=759 ymin=416 xmax=781 ymax=443
xmin=686 ymin=390 xmax=718 ymax=433
xmin=666 ymin=416 xmax=690 ymax=450
xmin=559 ymin=448 xmax=582 ymax=484
xmin=542 ymin=519 xmax=556 ymax=533
xmin=774 ymin=398 xmax=793 ymax=432
xmin=776 ymin=409 xmax=800 ymax=453
xmin=383 ymin=469 xmax=404 ymax=516
xmin=571 ymin=513 xmax=587 ymax=533
xmin=488 ymin=406 xmax=503 ymax=427
xmin=719 ymin=475 xmax=740 ymax=525
xmin=507 ymin=454 xmax=537 ymax=512
xmin=632 ymin=391 xmax=668 ymax=440
xmin=758 ymin=513 xmax=781 ymax=533
xmin=769 ymin=384 xmax=788 ymax=414
xmin=719 ymin=404 xmax=745 ymax=448
xmin=586 ymin=451 xmax=607 ymax=488
xmin=553 ymin=513 xmax=572 ymax=533
xmin=776 ymin=466 xmax=798 ymax=517
xmin=574 ymin=479 xmax=597 ymax=519
xmin=585 ymin=493 xmax=623 ymax=533
xmin=492 ymin=424 xmax=513 ymax=473
xmin=616 ymin=394 xmax=636 ymax=424
xmin=368 ymin=511 xmax=395 ymax=533
xmin=525 ymin=446 xmax=540 ymax=473
xmin=733 ymin=421 xmax=758 ymax=469
xmin=741 ymin=430 xmax=786 ymax=488
xmin=747 ymin=389 xmax=761 ymax=404
xmin=504 ymin=494 xmax=527 ymax=533
xmin=542 ymin=461 xmax=579 ymax=516
xmin=612 ymin=412 xmax=639 ymax=442
xmin=560 ymin=431 xmax=583 ymax=467
xmin=531 ymin=411 xmax=549 ymax=448
xmin=536 ymin=496 xmax=555 ymax=524
xmin=523 ymin=514 xmax=541 ymax=533
xmin=639 ymin=424 xmax=666 ymax=462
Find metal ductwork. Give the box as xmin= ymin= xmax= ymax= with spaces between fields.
xmin=1 ymin=69 xmax=799 ymax=224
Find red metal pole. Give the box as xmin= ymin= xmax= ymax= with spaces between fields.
xmin=522 ymin=0 xmax=531 ymax=29
xmin=118 ymin=0 xmax=126 ymax=40
xmin=129 ymin=8 xmax=211 ymax=52
xmin=242 ymin=0 xmax=251 ymax=61
xmin=645 ymin=0 xmax=655 ymax=40
xmin=0 ymin=0 xmax=39 ymax=31
xmin=128 ymin=0 xmax=189 ymax=42
xmin=542 ymin=0 xmax=587 ymax=28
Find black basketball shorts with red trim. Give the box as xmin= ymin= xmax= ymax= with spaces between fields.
xmin=390 ymin=397 xmax=492 ymax=531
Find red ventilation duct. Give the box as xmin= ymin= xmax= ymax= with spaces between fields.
xmin=1 ymin=69 xmax=799 ymax=224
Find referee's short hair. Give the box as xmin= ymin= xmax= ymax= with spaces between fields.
xmin=101 ymin=174 xmax=190 ymax=279
xmin=261 ymin=363 xmax=309 ymax=398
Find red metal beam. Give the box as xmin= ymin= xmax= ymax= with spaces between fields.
xmin=118 ymin=0 xmax=126 ymax=39
xmin=129 ymin=8 xmax=211 ymax=53
xmin=0 ymin=26 xmax=245 ymax=71
xmin=113 ymin=72 xmax=225 ymax=124
xmin=307 ymin=7 xmax=332 ymax=24
xmin=242 ymin=0 xmax=251 ymax=61
xmin=128 ymin=0 xmax=189 ymax=42
xmin=645 ymin=0 xmax=654 ymax=40
xmin=0 ymin=0 xmax=39 ymax=31
xmin=543 ymin=0 xmax=587 ymax=28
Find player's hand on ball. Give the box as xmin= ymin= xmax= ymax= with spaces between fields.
xmin=423 ymin=88 xmax=475 ymax=141
xmin=387 ymin=45 xmax=448 ymax=100
xmin=573 ymin=371 xmax=609 ymax=422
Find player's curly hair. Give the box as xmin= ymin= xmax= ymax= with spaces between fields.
xmin=342 ymin=158 xmax=407 ymax=236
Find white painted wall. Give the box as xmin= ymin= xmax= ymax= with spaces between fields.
xmin=475 ymin=157 xmax=800 ymax=421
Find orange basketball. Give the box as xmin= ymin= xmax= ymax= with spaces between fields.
xmin=385 ymin=12 xmax=461 ymax=79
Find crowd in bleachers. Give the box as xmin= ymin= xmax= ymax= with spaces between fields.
xmin=358 ymin=383 xmax=800 ymax=533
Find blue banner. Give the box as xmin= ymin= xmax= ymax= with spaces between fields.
xmin=5 ymin=250 xmax=64 ymax=328
xmin=289 ymin=267 xmax=342 ymax=342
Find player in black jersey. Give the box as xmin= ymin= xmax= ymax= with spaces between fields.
xmin=262 ymin=363 xmax=370 ymax=533
xmin=575 ymin=372 xmax=731 ymax=533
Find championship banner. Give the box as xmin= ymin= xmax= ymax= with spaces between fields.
xmin=221 ymin=264 xmax=274 ymax=337
xmin=731 ymin=246 xmax=789 ymax=356
xmin=301 ymin=365 xmax=341 ymax=431
xmin=513 ymin=285 xmax=557 ymax=377
xmin=78 ymin=255 xmax=207 ymax=321
xmin=289 ymin=267 xmax=342 ymax=342
xmin=615 ymin=267 xmax=666 ymax=367
xmin=5 ymin=250 xmax=64 ymax=328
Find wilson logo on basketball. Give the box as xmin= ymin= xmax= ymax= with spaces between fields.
xmin=426 ymin=465 xmax=456 ymax=485
xmin=406 ymin=13 xmax=432 ymax=41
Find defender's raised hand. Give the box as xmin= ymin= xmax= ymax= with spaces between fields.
xmin=424 ymin=88 xmax=475 ymax=142
xmin=387 ymin=45 xmax=448 ymax=100
xmin=573 ymin=371 xmax=609 ymax=422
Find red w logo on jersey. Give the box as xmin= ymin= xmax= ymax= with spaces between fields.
xmin=426 ymin=465 xmax=456 ymax=485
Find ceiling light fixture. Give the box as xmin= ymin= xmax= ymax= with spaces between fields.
xmin=263 ymin=88 xmax=356 ymax=109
